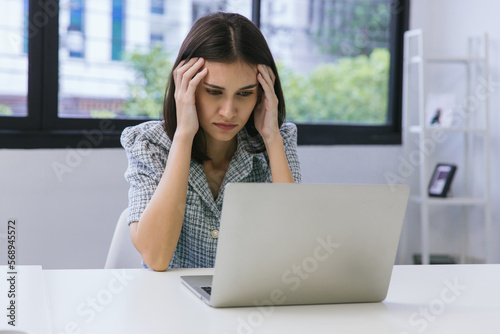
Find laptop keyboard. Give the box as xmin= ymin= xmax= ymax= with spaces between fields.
xmin=201 ymin=286 xmax=212 ymax=295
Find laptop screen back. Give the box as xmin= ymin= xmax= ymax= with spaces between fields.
xmin=209 ymin=183 xmax=409 ymax=308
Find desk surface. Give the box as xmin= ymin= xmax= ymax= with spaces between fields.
xmin=43 ymin=265 xmax=500 ymax=334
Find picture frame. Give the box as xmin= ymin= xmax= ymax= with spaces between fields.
xmin=425 ymin=93 xmax=456 ymax=128
xmin=428 ymin=164 xmax=457 ymax=197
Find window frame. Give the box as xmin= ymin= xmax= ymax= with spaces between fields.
xmin=0 ymin=0 xmax=409 ymax=149
xmin=295 ymin=0 xmax=409 ymax=145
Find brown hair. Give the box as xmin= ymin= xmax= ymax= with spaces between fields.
xmin=163 ymin=12 xmax=286 ymax=163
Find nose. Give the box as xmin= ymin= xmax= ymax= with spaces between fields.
xmin=219 ymin=98 xmax=236 ymax=119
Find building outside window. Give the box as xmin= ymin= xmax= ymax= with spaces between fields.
xmin=261 ymin=0 xmax=392 ymax=126
xmin=0 ymin=0 xmax=407 ymax=147
xmin=67 ymin=0 xmax=85 ymax=58
xmin=151 ymin=0 xmax=164 ymax=14
xmin=112 ymin=0 xmax=125 ymax=61
xmin=150 ymin=33 xmax=164 ymax=47
xmin=23 ymin=0 xmax=29 ymax=54
xmin=0 ymin=0 xmax=29 ymax=117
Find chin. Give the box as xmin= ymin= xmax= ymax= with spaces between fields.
xmin=213 ymin=133 xmax=238 ymax=142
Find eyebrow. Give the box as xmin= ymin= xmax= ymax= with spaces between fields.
xmin=204 ymin=83 xmax=258 ymax=90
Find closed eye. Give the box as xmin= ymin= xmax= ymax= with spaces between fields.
xmin=238 ymin=91 xmax=254 ymax=97
xmin=206 ymin=89 xmax=222 ymax=95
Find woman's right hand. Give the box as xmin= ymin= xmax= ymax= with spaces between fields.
xmin=172 ymin=57 xmax=208 ymax=139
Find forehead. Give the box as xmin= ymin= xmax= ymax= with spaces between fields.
xmin=203 ymin=61 xmax=258 ymax=86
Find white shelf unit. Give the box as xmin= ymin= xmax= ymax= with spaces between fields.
xmin=402 ymin=30 xmax=492 ymax=265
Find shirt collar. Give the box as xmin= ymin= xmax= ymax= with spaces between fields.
xmin=188 ymin=128 xmax=264 ymax=212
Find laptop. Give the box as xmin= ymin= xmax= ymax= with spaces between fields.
xmin=181 ymin=183 xmax=410 ymax=308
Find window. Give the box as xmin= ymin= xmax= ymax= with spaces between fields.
xmin=151 ymin=0 xmax=164 ymax=15
xmin=0 ymin=0 xmax=29 ymax=118
xmin=260 ymin=0 xmax=408 ymax=144
xmin=0 ymin=0 xmax=408 ymax=148
xmin=111 ymin=0 xmax=125 ymax=61
xmin=150 ymin=33 xmax=164 ymax=47
xmin=23 ymin=0 xmax=29 ymax=54
xmin=67 ymin=0 xmax=84 ymax=58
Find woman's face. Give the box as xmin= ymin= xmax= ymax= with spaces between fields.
xmin=195 ymin=60 xmax=259 ymax=144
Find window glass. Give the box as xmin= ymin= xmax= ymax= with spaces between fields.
xmin=0 ymin=0 xmax=29 ymax=117
xmin=151 ymin=0 xmax=164 ymax=15
xmin=111 ymin=0 xmax=124 ymax=61
xmin=68 ymin=0 xmax=84 ymax=58
xmin=57 ymin=0 xmax=251 ymax=119
xmin=260 ymin=0 xmax=392 ymax=125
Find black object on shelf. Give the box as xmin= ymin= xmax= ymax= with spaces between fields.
xmin=428 ymin=164 xmax=457 ymax=198
xmin=413 ymin=253 xmax=456 ymax=265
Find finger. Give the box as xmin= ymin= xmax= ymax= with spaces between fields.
xmin=179 ymin=57 xmax=199 ymax=70
xmin=173 ymin=59 xmax=189 ymax=88
xmin=175 ymin=58 xmax=198 ymax=84
xmin=265 ymin=65 xmax=276 ymax=84
xmin=186 ymin=67 xmax=208 ymax=96
xmin=257 ymin=68 xmax=274 ymax=95
xmin=174 ymin=58 xmax=201 ymax=88
xmin=178 ymin=58 xmax=205 ymax=92
xmin=258 ymin=64 xmax=275 ymax=86
xmin=257 ymin=72 xmax=275 ymax=103
xmin=257 ymin=73 xmax=273 ymax=99
xmin=177 ymin=59 xmax=186 ymax=68
xmin=174 ymin=58 xmax=193 ymax=79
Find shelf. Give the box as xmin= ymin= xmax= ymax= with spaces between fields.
xmin=406 ymin=57 xmax=486 ymax=64
xmin=408 ymin=56 xmax=423 ymax=64
xmin=411 ymin=196 xmax=488 ymax=206
xmin=426 ymin=57 xmax=486 ymax=63
xmin=408 ymin=126 xmax=487 ymax=134
xmin=403 ymin=29 xmax=492 ymax=264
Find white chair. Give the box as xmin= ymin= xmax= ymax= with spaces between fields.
xmin=105 ymin=208 xmax=143 ymax=269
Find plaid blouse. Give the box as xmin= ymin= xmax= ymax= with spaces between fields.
xmin=121 ymin=121 xmax=301 ymax=268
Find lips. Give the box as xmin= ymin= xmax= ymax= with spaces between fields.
xmin=214 ymin=123 xmax=237 ymax=131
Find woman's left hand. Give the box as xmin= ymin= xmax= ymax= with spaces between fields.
xmin=254 ymin=64 xmax=280 ymax=143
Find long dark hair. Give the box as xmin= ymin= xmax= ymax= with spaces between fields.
xmin=163 ymin=12 xmax=286 ymax=163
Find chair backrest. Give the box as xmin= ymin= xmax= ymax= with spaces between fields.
xmin=105 ymin=208 xmax=143 ymax=269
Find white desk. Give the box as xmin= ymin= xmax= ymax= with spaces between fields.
xmin=42 ymin=265 xmax=500 ymax=334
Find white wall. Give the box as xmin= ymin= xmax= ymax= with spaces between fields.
xmin=0 ymin=149 xmax=129 ymax=269
xmin=0 ymin=144 xmax=414 ymax=269
xmin=0 ymin=0 xmax=499 ymax=269
xmin=408 ymin=0 xmax=500 ymax=263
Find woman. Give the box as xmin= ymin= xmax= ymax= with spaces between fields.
xmin=121 ymin=12 xmax=301 ymax=271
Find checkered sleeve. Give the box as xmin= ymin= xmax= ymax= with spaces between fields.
xmin=120 ymin=121 xmax=170 ymax=225
xmin=280 ymin=122 xmax=302 ymax=183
